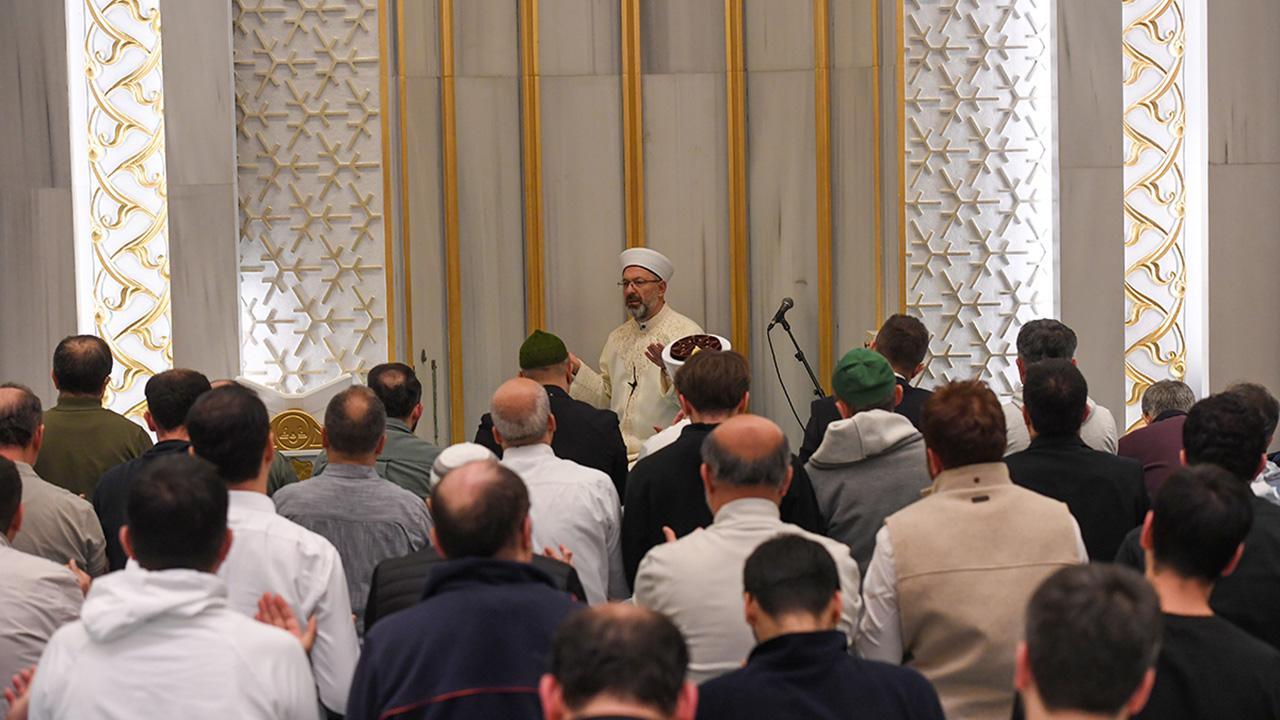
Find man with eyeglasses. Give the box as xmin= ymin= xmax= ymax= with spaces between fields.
xmin=569 ymin=248 xmax=703 ymax=462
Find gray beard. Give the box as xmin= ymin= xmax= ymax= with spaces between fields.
xmin=626 ymin=302 xmax=650 ymax=321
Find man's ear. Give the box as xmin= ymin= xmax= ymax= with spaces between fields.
xmin=429 ymin=527 xmax=446 ymax=559
xmin=835 ymin=399 xmax=853 ymax=420
xmin=1125 ymin=668 xmax=1157 ymax=716
xmin=1013 ymin=641 xmax=1032 ymax=692
xmin=538 ymin=674 xmax=564 ymax=720
xmin=491 ymin=426 xmax=505 ymax=446
xmin=910 ymin=362 xmax=925 ymax=381
xmin=211 ymin=528 xmax=234 ymax=572
xmin=893 ymin=384 xmax=904 ymax=409
xmin=673 ymin=681 xmax=699 ymax=720
xmin=925 ymin=447 xmax=943 ymax=478
xmin=744 ymin=592 xmax=759 ymax=627
xmin=7 ymin=503 xmax=24 ymax=539
xmin=701 ymin=463 xmax=714 ymax=497
xmin=547 ymin=413 xmax=557 ymax=437
xmin=144 ymin=411 xmax=158 ymax=434
xmin=264 ymin=432 xmax=276 ymax=466
xmin=736 ymin=391 xmax=750 ymax=415
xmin=1222 ymin=543 xmax=1246 ymax=578
xmin=320 ymin=427 xmax=330 ymax=450
xmin=777 ymin=465 xmax=794 ymax=499
xmin=374 ymin=433 xmax=387 ymax=456
xmin=1179 ymin=448 xmax=1188 ymax=467
xmin=825 ymin=590 xmax=843 ymax=627
xmin=678 ymin=394 xmax=695 ymax=419
xmin=32 ymin=424 xmax=44 ymax=456
xmin=50 ymin=369 xmax=60 ymax=391
xmin=1016 ymin=357 xmax=1026 ymax=380
xmin=1139 ymin=511 xmax=1155 ymax=552
xmin=519 ymin=515 xmax=534 ymax=553
xmin=121 ymin=525 xmax=135 ymax=560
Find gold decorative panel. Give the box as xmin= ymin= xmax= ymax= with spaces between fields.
xmin=1123 ymin=0 xmax=1186 ymax=427
xmin=901 ymin=0 xmax=1054 ymax=397
xmin=79 ymin=0 xmax=174 ymax=420
xmin=270 ymin=409 xmax=325 ymax=450
xmin=233 ymin=0 xmax=388 ymax=392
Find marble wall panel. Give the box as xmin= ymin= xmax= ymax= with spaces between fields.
xmin=746 ymin=70 xmax=819 ymax=447
xmin=745 ymin=0 xmax=813 ymax=72
xmin=402 ymin=0 xmax=441 ymax=79
xmin=455 ymin=75 xmax=526 ymax=432
xmin=641 ymin=72 xmax=732 ymax=336
xmin=831 ymin=0 xmax=873 ymax=70
xmin=541 ymin=75 xmax=627 ymax=367
xmin=539 ymin=0 xmax=619 ymax=77
xmin=0 ymin=0 xmax=76 ymax=401
xmin=640 ymin=0 xmax=725 ymax=75
xmin=456 ymin=0 xmax=519 ymax=77
xmin=1207 ymin=0 xmax=1280 ymax=166
xmin=831 ymin=66 xmax=880 ymax=360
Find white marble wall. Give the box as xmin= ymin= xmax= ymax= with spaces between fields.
xmin=160 ymin=0 xmax=240 ymax=381
xmin=1206 ymin=0 xmax=1280 ymax=399
xmin=0 ymin=0 xmax=77 ymax=403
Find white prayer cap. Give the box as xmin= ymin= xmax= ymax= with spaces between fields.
xmin=429 ymin=442 xmax=498 ymax=491
xmin=620 ymin=247 xmax=674 ymax=282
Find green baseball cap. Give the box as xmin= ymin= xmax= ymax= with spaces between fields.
xmin=832 ymin=348 xmax=896 ymax=408
xmin=519 ymin=330 xmax=569 ymax=370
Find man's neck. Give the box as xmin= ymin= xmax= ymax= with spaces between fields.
xmin=57 ymin=392 xmax=103 ymax=403
xmin=708 ymin=488 xmax=778 ymax=515
xmin=227 ymin=470 xmax=270 ymax=495
xmin=0 ymin=446 xmax=37 ymax=466
xmin=524 ymin=375 xmax=568 ymax=392
xmin=567 ymin=696 xmax=666 ymax=720
xmin=1147 ymin=566 xmax=1215 ymax=616
xmin=326 ymin=452 xmax=378 ymax=467
xmin=155 ymin=428 xmax=190 ymax=443
xmin=753 ymin=614 xmax=829 ymax=644
xmin=1021 ymin=692 xmax=1125 ymax=720
xmin=687 ymin=409 xmax=734 ymax=425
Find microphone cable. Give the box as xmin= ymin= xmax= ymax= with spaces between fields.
xmin=767 ymin=326 xmax=806 ymax=431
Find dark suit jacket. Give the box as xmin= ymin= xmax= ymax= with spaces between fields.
xmin=93 ymin=439 xmax=193 ymax=571
xmin=364 ymin=546 xmax=585 ymax=631
xmin=798 ymin=377 xmax=932 ymax=466
xmin=1005 ymin=435 xmax=1148 ymax=561
xmin=475 ymin=384 xmax=629 ymax=498
xmin=1117 ymin=411 xmax=1187 ymax=498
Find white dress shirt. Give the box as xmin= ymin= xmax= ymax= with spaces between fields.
xmin=1003 ymin=391 xmax=1118 ymax=455
xmin=218 ymin=490 xmax=359 ymax=713
xmin=29 ymin=566 xmax=318 ymax=720
xmin=500 ymin=443 xmax=626 ymax=603
xmin=633 ymin=498 xmax=862 ymax=684
xmin=636 ymin=418 xmax=691 ymax=461
xmin=857 ymin=521 xmax=1089 ymax=662
xmin=0 ymin=536 xmax=82 ymax=717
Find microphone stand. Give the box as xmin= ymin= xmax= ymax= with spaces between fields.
xmin=770 ymin=317 xmax=825 ymax=398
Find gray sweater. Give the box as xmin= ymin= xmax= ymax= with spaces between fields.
xmin=806 ymin=409 xmax=931 ymax=574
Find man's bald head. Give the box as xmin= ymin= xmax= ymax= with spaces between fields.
xmin=52 ymin=335 xmax=112 ymax=396
xmin=0 ymin=384 xmax=42 ymax=450
xmin=701 ymin=415 xmax=791 ymax=489
xmin=490 ymin=377 xmax=552 ymax=447
xmin=324 ymin=386 xmax=386 ymax=457
xmin=432 ymin=459 xmax=530 ymax=559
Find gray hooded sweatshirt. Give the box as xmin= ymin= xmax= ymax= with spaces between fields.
xmin=805 ymin=409 xmax=931 ymax=575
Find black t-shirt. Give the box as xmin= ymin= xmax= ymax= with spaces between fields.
xmin=1134 ymin=613 xmax=1280 ymax=720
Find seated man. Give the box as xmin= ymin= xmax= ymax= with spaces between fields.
xmin=634 ymin=415 xmax=861 ymax=684
xmin=541 ymin=604 xmax=696 ymax=720
xmin=188 ymin=385 xmax=359 ymax=715
xmin=476 ymin=330 xmax=628 ymax=497
xmin=1002 ymin=320 xmax=1117 ymax=455
xmin=493 ymin=378 xmax=625 ymax=604
xmin=1015 ymin=565 xmax=1160 ymax=720
xmin=1227 ymin=382 xmax=1280 ymax=505
xmin=1114 ymin=392 xmax=1280 ymax=650
xmin=1133 ymin=465 xmax=1280 ymax=719
xmin=858 ymin=380 xmax=1086 ymax=720
xmin=1004 ymin=360 xmax=1147 ymax=560
xmin=807 ymin=349 xmax=931 ymax=573
xmin=800 ymin=313 xmax=933 ymax=465
xmin=347 ymin=460 xmax=582 ymax=719
xmin=275 ymin=386 xmax=432 ymax=631
xmin=21 ymin=455 xmax=318 ymax=719
xmin=0 ymin=383 xmax=105 ymax=576
xmin=312 ymin=362 xmax=442 ymax=499
xmin=94 ymin=369 xmax=211 ymax=571
xmin=697 ymin=535 xmax=943 ymax=720
xmin=34 ymin=335 xmax=151 ymax=498
xmin=1118 ymin=380 xmax=1195 ymax=497
xmin=0 ymin=457 xmax=83 ymax=718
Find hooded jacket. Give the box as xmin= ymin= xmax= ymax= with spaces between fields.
xmin=28 ymin=566 xmax=318 ymax=720
xmin=806 ymin=410 xmax=931 ymax=574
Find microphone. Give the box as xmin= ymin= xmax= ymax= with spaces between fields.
xmin=768 ymin=297 xmax=794 ymax=330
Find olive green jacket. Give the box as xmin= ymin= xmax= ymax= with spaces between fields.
xmin=34 ymin=396 xmax=152 ymax=498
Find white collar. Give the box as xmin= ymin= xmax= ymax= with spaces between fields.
xmin=227 ymin=489 xmax=277 ymax=514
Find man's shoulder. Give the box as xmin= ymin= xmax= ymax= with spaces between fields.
xmin=231 ymin=503 xmax=342 ymax=559
xmin=220 ymin=607 xmax=309 ymax=656
xmin=25 ymin=468 xmax=96 ymax=513
xmin=0 ymin=544 xmax=80 ymax=589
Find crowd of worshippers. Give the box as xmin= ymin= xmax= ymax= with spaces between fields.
xmin=4 ymin=312 xmax=1280 ymax=720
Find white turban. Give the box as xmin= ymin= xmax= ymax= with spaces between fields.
xmin=620 ymin=248 xmax=674 ymax=282
xmin=429 ymin=442 xmax=498 ymax=491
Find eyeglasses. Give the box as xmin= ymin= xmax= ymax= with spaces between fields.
xmin=617 ymin=279 xmax=660 ymax=289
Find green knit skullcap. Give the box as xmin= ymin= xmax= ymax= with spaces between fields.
xmin=519 ymin=330 xmax=569 ymax=370
xmin=832 ymin=348 xmax=896 ymax=408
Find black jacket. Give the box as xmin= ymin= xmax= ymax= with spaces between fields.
xmin=622 ymin=423 xmax=821 ymax=587
xmin=348 ymin=559 xmax=581 ymax=720
xmin=476 ymin=384 xmax=628 ymax=498
xmin=1116 ymin=496 xmax=1280 ymax=651
xmin=93 ymin=439 xmax=192 ymax=571
xmin=1004 ymin=435 xmax=1148 ymax=561
xmin=798 ymin=378 xmax=931 ymax=466
xmin=364 ymin=546 xmax=585 ymax=630
xmin=696 ymin=631 xmax=945 ymax=720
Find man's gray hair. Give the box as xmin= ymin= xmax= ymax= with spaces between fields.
xmin=1141 ymin=380 xmax=1195 ymax=419
xmin=700 ymin=430 xmax=790 ymax=488
xmin=492 ymin=386 xmax=551 ymax=446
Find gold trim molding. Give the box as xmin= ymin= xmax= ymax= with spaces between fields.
xmin=813 ymin=0 xmax=834 ymax=391
xmin=519 ymin=0 xmax=546 ymax=332
xmin=725 ymin=0 xmax=749 ymax=359
xmin=378 ymin=0 xmax=397 ymax=362
xmin=621 ymin=0 xmax=646 ymax=249
xmin=439 ymin=0 xmax=465 ymax=441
